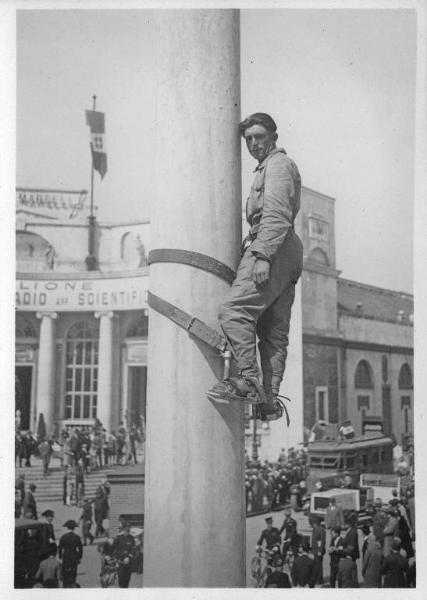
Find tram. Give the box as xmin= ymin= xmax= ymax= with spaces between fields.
xmin=305 ymin=419 xmax=394 ymax=493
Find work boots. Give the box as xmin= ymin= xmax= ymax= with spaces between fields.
xmin=207 ymin=374 xmax=267 ymax=405
xmin=254 ymin=381 xmax=291 ymax=425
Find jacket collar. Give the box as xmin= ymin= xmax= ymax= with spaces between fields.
xmin=254 ymin=147 xmax=287 ymax=172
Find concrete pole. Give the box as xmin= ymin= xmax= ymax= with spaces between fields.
xmin=35 ymin=311 xmax=57 ymax=433
xmin=95 ymin=311 xmax=114 ymax=431
xmin=144 ymin=10 xmax=244 ymax=587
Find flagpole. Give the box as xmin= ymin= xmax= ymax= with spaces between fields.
xmin=85 ymin=94 xmax=98 ymax=271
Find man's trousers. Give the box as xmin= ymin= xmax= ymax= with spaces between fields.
xmin=219 ymin=229 xmax=303 ymax=390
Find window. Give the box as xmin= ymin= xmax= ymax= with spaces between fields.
xmin=381 ymin=355 xmax=388 ymax=383
xmin=398 ymin=364 xmax=413 ymax=390
xmin=120 ymin=232 xmax=131 ymax=260
xmin=401 ymin=396 xmax=411 ymax=409
xmin=355 ymin=360 xmax=374 ymax=389
xmin=404 ymin=409 xmax=409 ymax=434
xmin=371 ymin=451 xmax=379 ymax=464
xmin=16 ymin=231 xmax=50 ymax=258
xmin=127 ymin=314 xmax=149 ymax=338
xmin=346 ymin=455 xmax=355 ymax=469
xmin=357 ymin=396 xmax=370 ymax=410
xmin=315 ymin=386 xmax=329 ymax=422
xmin=64 ymin=321 xmax=98 ymax=420
xmin=308 ymin=216 xmax=329 ymax=243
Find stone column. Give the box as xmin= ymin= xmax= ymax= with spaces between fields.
xmin=95 ymin=311 xmax=114 ymax=431
xmin=36 ymin=311 xmax=57 ymax=433
xmin=144 ymin=10 xmax=244 ymax=587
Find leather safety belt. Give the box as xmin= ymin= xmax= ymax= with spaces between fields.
xmin=147 ymin=248 xmax=234 ymax=352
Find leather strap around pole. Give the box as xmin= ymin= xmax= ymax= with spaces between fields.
xmin=147 ymin=291 xmax=228 ymax=352
xmin=148 ymin=248 xmax=236 ymax=286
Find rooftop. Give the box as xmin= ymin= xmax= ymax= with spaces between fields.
xmin=337 ymin=278 xmax=413 ymax=324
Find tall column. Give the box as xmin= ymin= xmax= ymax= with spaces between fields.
xmin=144 ymin=10 xmax=244 ymax=587
xmin=95 ymin=311 xmax=114 ymax=431
xmin=36 ymin=311 xmax=57 ymax=433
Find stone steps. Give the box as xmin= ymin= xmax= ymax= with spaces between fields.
xmin=16 ymin=460 xmax=110 ymax=502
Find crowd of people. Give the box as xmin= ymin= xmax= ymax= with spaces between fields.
xmin=25 ymin=509 xmax=143 ymax=588
xmin=253 ymin=454 xmax=416 ymax=588
xmin=15 ymin=418 xmax=145 ymax=588
xmin=15 ymin=419 xmax=144 ymax=512
xmin=15 ymin=419 xmax=144 ymax=473
xmin=245 ymin=447 xmax=309 ymax=513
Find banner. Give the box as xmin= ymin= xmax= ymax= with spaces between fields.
xmin=85 ymin=109 xmax=107 ymax=179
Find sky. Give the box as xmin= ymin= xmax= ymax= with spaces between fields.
xmin=16 ymin=8 xmax=416 ymax=293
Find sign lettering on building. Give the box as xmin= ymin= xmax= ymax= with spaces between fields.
xmin=16 ymin=277 xmax=148 ymax=312
xmin=16 ymin=188 xmax=89 ymax=221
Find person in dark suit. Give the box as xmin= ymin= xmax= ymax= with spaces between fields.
xmin=79 ymin=498 xmax=95 ymax=545
xmin=291 ymin=542 xmax=315 ymax=588
xmin=58 ymin=520 xmax=83 ymax=588
xmin=342 ymin=513 xmax=360 ymax=561
xmin=279 ymin=506 xmax=299 ymax=556
xmin=41 ymin=509 xmax=56 ymax=553
xmin=257 ymin=516 xmax=281 ymax=550
xmin=15 ymin=472 xmax=25 ymax=516
xmin=112 ymin=521 xmax=136 ymax=588
xmin=22 ymin=483 xmax=37 ymax=519
xmin=381 ymin=538 xmax=409 ymax=587
xmin=338 ymin=545 xmax=359 ymax=588
xmin=328 ymin=526 xmax=346 ymax=588
xmin=311 ymin=516 xmax=326 ymax=585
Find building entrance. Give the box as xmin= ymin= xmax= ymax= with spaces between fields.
xmin=127 ymin=366 xmax=147 ymax=428
xmin=15 ymin=366 xmax=32 ymax=430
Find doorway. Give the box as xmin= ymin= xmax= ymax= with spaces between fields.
xmin=15 ymin=366 xmax=32 ymax=430
xmin=127 ymin=366 xmax=147 ymax=428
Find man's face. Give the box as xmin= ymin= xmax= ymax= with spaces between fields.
xmin=243 ymin=124 xmax=277 ymax=163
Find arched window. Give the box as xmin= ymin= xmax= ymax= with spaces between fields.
xmin=307 ymin=247 xmax=329 ymax=266
xmin=120 ymin=232 xmax=131 ymax=260
xmin=127 ymin=314 xmax=149 ymax=338
xmin=398 ymin=363 xmax=413 ymax=390
xmin=65 ymin=321 xmax=99 ymax=419
xmin=15 ymin=316 xmax=36 ymax=338
xmin=16 ymin=231 xmax=51 ymax=258
xmin=355 ymin=360 xmax=374 ymax=389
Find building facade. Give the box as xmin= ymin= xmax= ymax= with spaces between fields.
xmin=15 ymin=186 xmax=413 ymax=457
xmin=16 ymin=188 xmax=150 ymax=434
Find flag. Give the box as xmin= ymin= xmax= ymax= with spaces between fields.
xmin=85 ymin=109 xmax=107 ymax=179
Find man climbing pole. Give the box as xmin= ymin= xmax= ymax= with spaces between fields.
xmin=208 ymin=112 xmax=303 ymax=422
